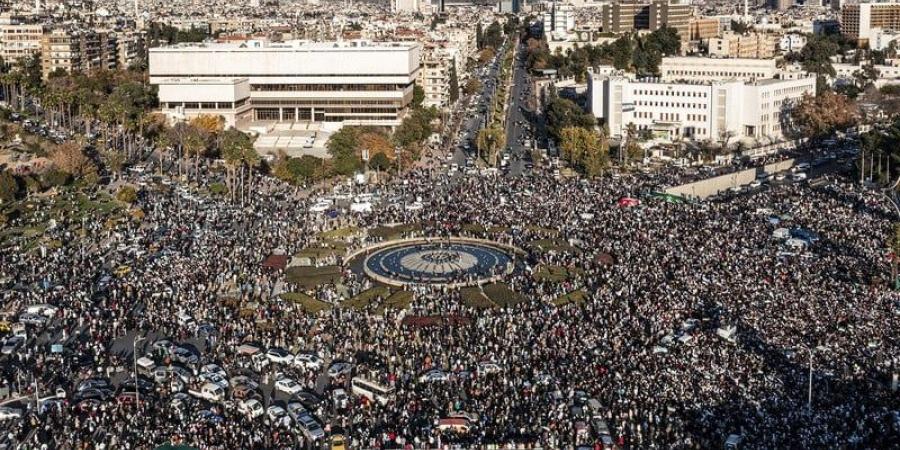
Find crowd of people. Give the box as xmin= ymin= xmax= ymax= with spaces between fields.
xmin=0 ymin=145 xmax=898 ymax=449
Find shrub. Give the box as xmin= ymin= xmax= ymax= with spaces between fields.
xmin=42 ymin=168 xmax=70 ymax=188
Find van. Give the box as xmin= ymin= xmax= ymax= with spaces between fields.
xmin=136 ymin=356 xmax=156 ymax=374
xmin=725 ymin=434 xmax=743 ymax=449
xmin=436 ymin=417 xmax=470 ymax=433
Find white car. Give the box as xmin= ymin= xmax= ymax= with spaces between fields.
xmin=419 ymin=369 xmax=449 ymax=383
xmin=200 ymin=364 xmax=227 ymax=378
xmin=266 ymin=405 xmax=288 ymax=424
xmin=477 ymin=362 xmax=503 ymax=375
xmin=293 ymin=353 xmax=324 ymax=370
xmin=199 ymin=372 xmax=229 ymax=389
xmin=749 ymin=180 xmax=762 ymax=188
xmin=238 ymin=398 xmax=264 ymax=419
xmin=0 ymin=406 xmax=23 ymax=420
xmin=327 ymin=362 xmax=354 ymax=378
xmin=265 ymin=348 xmax=294 ymax=365
xmin=792 ymin=172 xmax=807 ymax=182
xmin=309 ymin=202 xmax=330 ymax=213
xmin=274 ymin=378 xmax=304 ymax=396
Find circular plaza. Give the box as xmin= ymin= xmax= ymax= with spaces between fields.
xmin=354 ymin=238 xmax=520 ymax=287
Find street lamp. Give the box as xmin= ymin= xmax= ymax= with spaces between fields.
xmin=133 ymin=335 xmax=146 ymax=408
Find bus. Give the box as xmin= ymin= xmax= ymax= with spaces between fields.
xmin=350 ymin=377 xmax=394 ymax=405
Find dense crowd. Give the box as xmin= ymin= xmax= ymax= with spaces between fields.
xmin=0 ymin=152 xmax=898 ymax=449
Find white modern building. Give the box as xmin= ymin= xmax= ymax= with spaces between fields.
xmin=588 ymin=73 xmax=816 ymax=143
xmin=148 ymin=39 xmax=421 ymax=129
xmin=659 ymin=57 xmax=779 ymax=83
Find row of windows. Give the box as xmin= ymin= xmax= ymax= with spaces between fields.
xmin=250 ymin=99 xmax=400 ymax=106
xmin=773 ymin=86 xmax=809 ymax=96
xmin=635 ymin=100 xmax=708 ymax=109
xmin=250 ymin=83 xmax=409 ymax=92
xmin=634 ymin=89 xmax=708 ymax=98
xmin=665 ymin=70 xmax=768 ymax=78
xmin=167 ymin=102 xmax=241 ymax=110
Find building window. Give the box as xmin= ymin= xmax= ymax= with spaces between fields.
xmin=255 ymin=108 xmax=280 ymax=120
xmin=184 ymin=102 xmax=199 ymax=109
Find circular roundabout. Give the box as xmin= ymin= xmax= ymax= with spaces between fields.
xmin=356 ymin=238 xmax=519 ymax=287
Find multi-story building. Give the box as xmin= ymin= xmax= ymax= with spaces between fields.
xmin=148 ymin=40 xmax=421 ymax=128
xmin=779 ymin=33 xmax=807 ymax=52
xmin=0 ymin=22 xmax=44 ymax=64
xmin=649 ymin=0 xmax=690 ymax=39
xmin=543 ymin=2 xmax=576 ymax=35
xmin=41 ymin=28 xmax=82 ymax=78
xmin=602 ymin=0 xmax=651 ymax=34
xmin=394 ymin=0 xmax=420 ymax=12
xmin=688 ymin=17 xmax=720 ymax=41
xmin=708 ymin=31 xmax=778 ymax=59
xmin=417 ymin=43 xmax=461 ymax=109
xmin=842 ymin=0 xmax=900 ymax=47
xmin=659 ymin=57 xmax=778 ymax=82
xmin=115 ymin=31 xmax=146 ymax=69
xmin=588 ymin=72 xmax=816 ymax=142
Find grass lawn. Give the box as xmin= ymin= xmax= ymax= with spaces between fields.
xmin=378 ymin=290 xmax=414 ymax=312
xmin=487 ymin=226 xmax=512 ymax=235
xmin=528 ymin=238 xmax=580 ymax=254
xmin=281 ymin=292 xmax=333 ymax=314
xmin=483 ymin=282 xmax=525 ymax=307
xmin=533 ymin=264 xmax=583 ymax=282
xmin=525 ymin=225 xmax=559 ymax=236
xmin=294 ymin=243 xmax=347 ymax=262
xmin=369 ymin=223 xmax=422 ymax=240
xmin=343 ymin=285 xmax=391 ymax=310
xmin=461 ymin=287 xmax=495 ymax=309
xmin=461 ymin=223 xmax=486 ymax=234
xmin=553 ymin=289 xmax=588 ymax=307
xmin=317 ymin=226 xmax=361 ymax=240
xmin=284 ymin=265 xmax=342 ymax=288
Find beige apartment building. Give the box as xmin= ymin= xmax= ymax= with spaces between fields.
xmin=0 ymin=23 xmax=45 ymax=63
xmin=708 ymin=31 xmax=778 ymax=59
xmin=842 ymin=1 xmax=900 ymax=47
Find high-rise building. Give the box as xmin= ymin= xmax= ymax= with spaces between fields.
xmin=771 ymin=0 xmax=793 ymax=10
xmin=688 ymin=17 xmax=720 ymax=41
xmin=395 ymin=0 xmax=420 ymax=12
xmin=0 ymin=22 xmax=45 ymax=64
xmin=149 ymin=40 xmax=421 ymax=129
xmin=543 ymin=2 xmax=576 ymax=35
xmin=602 ymin=0 xmax=651 ymax=34
xmin=842 ymin=0 xmax=900 ymax=47
xmin=649 ymin=0 xmax=691 ymax=39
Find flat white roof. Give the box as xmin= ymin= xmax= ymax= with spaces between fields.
xmin=151 ymin=40 xmax=419 ymax=53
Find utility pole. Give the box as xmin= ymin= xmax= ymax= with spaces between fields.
xmin=807 ymin=347 xmax=813 ymax=413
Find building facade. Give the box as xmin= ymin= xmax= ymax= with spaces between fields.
xmin=659 ymin=57 xmax=778 ymax=82
xmin=649 ymin=0 xmax=691 ymax=39
xmin=708 ymin=31 xmax=778 ymax=59
xmin=688 ymin=17 xmax=720 ymax=41
xmin=602 ymin=0 xmax=651 ymax=34
xmin=0 ymin=23 xmax=44 ymax=64
xmin=588 ymin=73 xmax=816 ymax=142
xmin=842 ymin=0 xmax=900 ymax=47
xmin=148 ymin=40 xmax=421 ymax=128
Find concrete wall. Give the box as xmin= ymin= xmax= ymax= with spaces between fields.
xmin=666 ymin=158 xmax=796 ymax=200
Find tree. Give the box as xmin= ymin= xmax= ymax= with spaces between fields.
xmin=0 ymin=170 xmax=18 ymax=203
xmin=358 ymin=130 xmax=395 ymax=160
xmin=116 ymin=185 xmax=138 ymax=204
xmin=792 ymin=91 xmax=859 ymax=140
xmin=448 ymin=58 xmax=460 ymax=104
xmin=50 ymin=141 xmax=94 ymax=177
xmin=327 ymin=127 xmax=362 ymax=176
xmin=559 ymin=127 xmax=609 ymax=176
xmin=369 ymin=152 xmax=391 ymax=173
xmin=476 ymin=22 xmax=484 ymax=50
xmin=478 ymin=48 xmax=496 ymax=66
xmin=623 ymin=123 xmax=643 ymax=163
xmin=190 ymin=114 xmax=225 ymax=135
xmin=546 ymin=97 xmax=596 ymax=141
xmin=464 ymin=78 xmax=483 ymax=96
xmin=412 ymin=85 xmax=425 ymax=109
xmin=476 ymin=126 xmax=506 ymax=166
